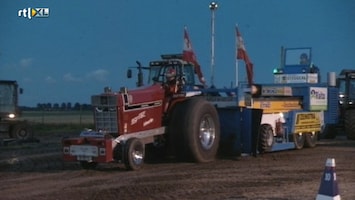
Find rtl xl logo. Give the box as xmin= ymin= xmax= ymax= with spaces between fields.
xmin=18 ymin=8 xmax=49 ymax=19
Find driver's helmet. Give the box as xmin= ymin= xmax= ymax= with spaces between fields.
xmin=165 ymin=67 xmax=176 ymax=81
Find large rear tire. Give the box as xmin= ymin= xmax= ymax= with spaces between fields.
xmin=304 ymin=132 xmax=317 ymax=148
xmin=170 ymin=97 xmax=220 ymax=163
xmin=344 ymin=109 xmax=355 ymax=140
xmin=258 ymin=124 xmax=274 ymax=154
xmin=124 ymin=138 xmax=145 ymax=170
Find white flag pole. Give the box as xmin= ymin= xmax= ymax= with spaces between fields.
xmin=235 ymin=59 xmax=239 ymax=87
xmin=235 ymin=23 xmax=239 ymax=87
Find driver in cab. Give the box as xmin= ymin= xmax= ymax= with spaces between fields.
xmin=165 ymin=67 xmax=178 ymax=94
xmin=300 ymin=53 xmax=310 ymax=65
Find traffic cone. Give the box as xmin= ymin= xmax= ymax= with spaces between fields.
xmin=316 ymin=158 xmax=341 ymax=200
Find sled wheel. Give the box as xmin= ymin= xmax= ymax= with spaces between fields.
xmin=258 ymin=124 xmax=274 ymax=154
xmin=293 ymin=133 xmax=305 ymax=149
xmin=304 ymin=132 xmax=317 ymax=148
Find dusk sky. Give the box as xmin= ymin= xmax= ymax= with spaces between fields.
xmin=1 ymin=0 xmax=355 ymax=106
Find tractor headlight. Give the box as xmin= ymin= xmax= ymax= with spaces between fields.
xmin=8 ymin=113 xmax=15 ymax=118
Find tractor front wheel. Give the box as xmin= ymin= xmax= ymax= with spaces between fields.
xmin=124 ymin=138 xmax=145 ymax=170
xmin=11 ymin=123 xmax=33 ymax=140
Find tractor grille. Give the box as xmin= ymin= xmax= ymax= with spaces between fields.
xmin=91 ymin=95 xmax=119 ymax=134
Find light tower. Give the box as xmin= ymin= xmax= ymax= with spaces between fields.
xmin=209 ymin=1 xmax=218 ymax=87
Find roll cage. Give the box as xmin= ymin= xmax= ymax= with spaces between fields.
xmin=148 ymin=59 xmax=197 ymax=88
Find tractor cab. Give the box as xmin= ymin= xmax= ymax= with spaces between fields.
xmin=0 ymin=80 xmax=21 ymax=120
xmin=148 ymin=54 xmax=201 ymax=90
xmin=0 ymin=80 xmax=33 ymax=141
xmin=127 ymin=54 xmax=200 ymax=91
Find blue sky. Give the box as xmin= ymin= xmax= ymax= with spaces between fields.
xmin=1 ymin=0 xmax=355 ymax=107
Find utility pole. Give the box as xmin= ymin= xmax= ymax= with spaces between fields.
xmin=209 ymin=1 xmax=218 ymax=87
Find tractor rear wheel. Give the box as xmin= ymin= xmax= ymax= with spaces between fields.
xmin=344 ymin=109 xmax=355 ymax=140
xmin=11 ymin=123 xmax=33 ymax=140
xmin=304 ymin=132 xmax=317 ymax=148
xmin=292 ymin=133 xmax=305 ymax=149
xmin=170 ymin=97 xmax=220 ymax=163
xmin=124 ymin=138 xmax=145 ymax=170
xmin=258 ymin=124 xmax=274 ymax=154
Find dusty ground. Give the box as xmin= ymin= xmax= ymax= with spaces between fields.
xmin=0 ymin=132 xmax=354 ymax=200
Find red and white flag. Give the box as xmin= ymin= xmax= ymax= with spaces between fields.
xmin=183 ymin=26 xmax=206 ymax=85
xmin=236 ymin=25 xmax=254 ymax=85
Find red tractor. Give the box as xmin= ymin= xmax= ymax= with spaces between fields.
xmin=62 ymin=54 xmax=220 ymax=170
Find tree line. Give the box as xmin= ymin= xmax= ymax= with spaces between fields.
xmin=20 ymin=102 xmax=92 ymax=111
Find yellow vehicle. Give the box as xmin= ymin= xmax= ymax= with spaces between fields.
xmin=238 ymin=47 xmax=338 ymax=153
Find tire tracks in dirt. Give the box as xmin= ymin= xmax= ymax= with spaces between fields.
xmin=0 ymin=136 xmax=355 ymax=200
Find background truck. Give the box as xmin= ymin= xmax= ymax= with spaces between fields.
xmin=336 ymin=69 xmax=355 ymax=140
xmin=0 ymin=80 xmax=33 ymax=142
xmin=310 ymin=69 xmax=355 ymax=140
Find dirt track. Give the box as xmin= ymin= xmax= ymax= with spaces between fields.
xmin=0 ymin=133 xmax=354 ymax=200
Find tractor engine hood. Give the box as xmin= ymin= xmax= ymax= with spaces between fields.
xmin=122 ymin=84 xmax=165 ymax=105
xmin=118 ymin=84 xmax=166 ymax=134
